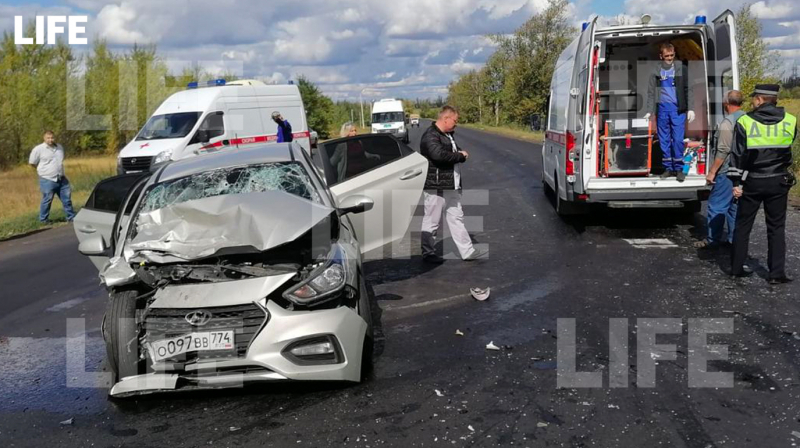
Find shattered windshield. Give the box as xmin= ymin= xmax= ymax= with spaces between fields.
xmin=136 ymin=112 xmax=201 ymax=141
xmin=139 ymin=162 xmax=322 ymax=213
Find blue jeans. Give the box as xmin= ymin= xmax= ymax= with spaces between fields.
xmin=706 ymin=173 xmax=737 ymax=244
xmin=657 ymin=104 xmax=686 ymax=171
xmin=39 ymin=177 xmax=75 ymax=222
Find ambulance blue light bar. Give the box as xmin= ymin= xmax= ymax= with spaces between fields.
xmin=694 ymin=15 xmax=707 ymax=25
xmin=187 ymin=79 xmax=227 ymax=89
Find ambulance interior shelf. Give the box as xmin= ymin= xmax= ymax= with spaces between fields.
xmin=596 ymin=89 xmax=653 ymax=177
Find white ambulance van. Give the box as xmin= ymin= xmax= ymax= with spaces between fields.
xmin=371 ymin=99 xmax=409 ymax=144
xmin=117 ymin=79 xmax=309 ymax=173
xmin=541 ymin=11 xmax=738 ymax=215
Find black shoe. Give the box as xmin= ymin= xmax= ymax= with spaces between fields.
xmin=768 ymin=277 xmax=793 ymax=285
xmin=731 ymin=265 xmax=753 ymax=277
xmin=659 ymin=170 xmax=674 ymax=179
xmin=676 ymin=171 xmax=686 ymax=182
xmin=422 ymin=254 xmax=445 ymax=264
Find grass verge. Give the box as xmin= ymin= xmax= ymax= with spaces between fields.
xmin=0 ymin=155 xmax=116 ymax=240
xmin=460 ymin=122 xmax=544 ymax=144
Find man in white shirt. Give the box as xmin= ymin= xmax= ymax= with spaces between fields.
xmin=29 ymin=131 xmax=76 ymax=223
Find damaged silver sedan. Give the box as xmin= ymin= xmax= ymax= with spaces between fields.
xmin=73 ymin=135 xmax=427 ymax=396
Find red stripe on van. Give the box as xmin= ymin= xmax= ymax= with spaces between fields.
xmin=546 ymin=131 xmax=567 ymax=145
xmin=200 ymin=132 xmax=309 ymax=150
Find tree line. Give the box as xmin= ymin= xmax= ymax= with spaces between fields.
xmin=446 ymin=1 xmax=791 ymax=128
xmin=0 ymin=23 xmax=346 ymax=170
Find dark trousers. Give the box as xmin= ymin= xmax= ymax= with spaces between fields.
xmin=731 ymin=177 xmax=790 ymax=278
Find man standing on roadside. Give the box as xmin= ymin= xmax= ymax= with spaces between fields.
xmin=695 ymin=90 xmax=744 ymax=249
xmin=419 ymin=106 xmax=487 ymax=263
xmin=728 ymin=84 xmax=796 ymax=284
xmin=29 ymin=131 xmax=75 ymax=223
xmin=272 ymin=111 xmax=293 ymax=143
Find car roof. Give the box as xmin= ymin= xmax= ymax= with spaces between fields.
xmin=157 ymin=143 xmax=302 ymax=182
xmin=153 ymin=85 xmax=302 ymax=115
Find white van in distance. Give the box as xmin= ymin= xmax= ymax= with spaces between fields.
xmin=117 ymin=79 xmax=309 ymax=173
xmin=542 ymin=11 xmax=738 ymax=215
xmin=371 ymin=98 xmax=409 ymax=144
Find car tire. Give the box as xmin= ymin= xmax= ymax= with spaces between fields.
xmin=553 ymin=171 xmax=582 ymax=216
xmin=104 ymin=289 xmax=145 ymax=382
xmin=358 ymin=272 xmax=375 ymax=381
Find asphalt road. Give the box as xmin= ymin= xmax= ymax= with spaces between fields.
xmin=1 ymin=121 xmax=800 ymax=447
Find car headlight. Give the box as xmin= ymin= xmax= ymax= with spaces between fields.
xmin=153 ymin=149 xmax=173 ymax=165
xmin=283 ymin=245 xmax=347 ymax=306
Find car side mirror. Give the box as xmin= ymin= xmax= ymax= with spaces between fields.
xmin=337 ymin=195 xmax=374 ymax=215
xmin=79 ymin=234 xmax=110 ymax=257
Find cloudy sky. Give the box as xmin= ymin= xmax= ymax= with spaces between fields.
xmin=1 ymin=0 xmax=798 ymax=101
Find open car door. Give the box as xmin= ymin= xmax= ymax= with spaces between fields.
xmin=73 ymin=173 xmax=148 ymax=270
xmin=711 ymin=10 xmax=739 ymax=126
xmin=316 ymin=134 xmax=427 ymax=254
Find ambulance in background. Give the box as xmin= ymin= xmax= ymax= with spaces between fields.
xmin=371 ymin=98 xmax=409 ymax=143
xmin=542 ymin=11 xmax=738 ymax=215
xmin=117 ymin=79 xmax=309 ymax=174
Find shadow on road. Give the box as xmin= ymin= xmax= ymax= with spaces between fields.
xmin=363 ymin=254 xmax=441 ymax=286
xmin=560 ymin=208 xmax=699 ymax=233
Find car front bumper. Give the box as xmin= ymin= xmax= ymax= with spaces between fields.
xmin=110 ymin=300 xmax=367 ymax=397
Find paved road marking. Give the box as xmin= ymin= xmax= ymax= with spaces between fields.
xmin=46 ymin=296 xmax=94 ymax=312
xmin=622 ymin=238 xmax=678 ymax=249
xmin=384 ymin=281 xmax=518 ymax=311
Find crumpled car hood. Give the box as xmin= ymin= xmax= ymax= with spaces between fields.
xmin=128 ymin=190 xmax=333 ymax=263
xmin=149 ymin=273 xmax=297 ymax=308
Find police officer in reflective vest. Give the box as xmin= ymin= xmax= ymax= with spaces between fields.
xmin=728 ymin=84 xmax=797 ymax=284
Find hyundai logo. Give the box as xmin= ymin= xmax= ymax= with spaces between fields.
xmin=185 ymin=310 xmax=212 ymax=326
xmin=130 ymin=158 xmax=137 ymax=164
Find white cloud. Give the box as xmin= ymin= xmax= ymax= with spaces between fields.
xmin=1 ymin=0 xmax=799 ymax=100
xmin=96 ymin=3 xmax=153 ymax=44
xmin=751 ymin=1 xmax=798 ymax=20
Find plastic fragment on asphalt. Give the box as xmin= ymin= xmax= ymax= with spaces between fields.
xmin=793 ymin=332 xmax=800 ymax=341
xmin=229 ymin=427 xmax=241 ymax=432
xmin=435 ymin=389 xmax=444 ymax=397
xmin=468 ymin=425 xmax=475 ymax=432
xmin=608 ymin=404 xmax=620 ymax=409
xmin=792 ymin=431 xmax=800 ymax=439
xmin=486 ymin=341 xmax=501 ymax=351
xmin=455 ymin=329 xmax=464 ymax=336
xmin=470 ymin=287 xmax=490 ymax=301
xmin=60 ymin=418 xmax=74 ymax=426
xmin=537 ymin=422 xmax=549 ymax=428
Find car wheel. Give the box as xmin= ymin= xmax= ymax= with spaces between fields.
xmin=553 ymin=171 xmax=581 ymax=216
xmin=358 ymin=272 xmax=375 ymax=381
xmin=104 ymin=289 xmax=145 ymax=382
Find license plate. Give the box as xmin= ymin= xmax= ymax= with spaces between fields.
xmin=149 ymin=331 xmax=234 ymax=362
xmin=384 ymin=124 xmax=391 ymax=128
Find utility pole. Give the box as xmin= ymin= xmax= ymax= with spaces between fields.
xmin=359 ymin=88 xmax=366 ymax=129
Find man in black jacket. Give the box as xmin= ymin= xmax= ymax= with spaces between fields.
xmin=728 ymin=84 xmax=796 ymax=284
xmin=419 ymin=106 xmax=487 ymax=263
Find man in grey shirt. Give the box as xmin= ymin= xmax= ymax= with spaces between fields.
xmin=29 ymin=131 xmax=76 ymax=223
xmin=696 ymin=90 xmax=745 ymax=249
